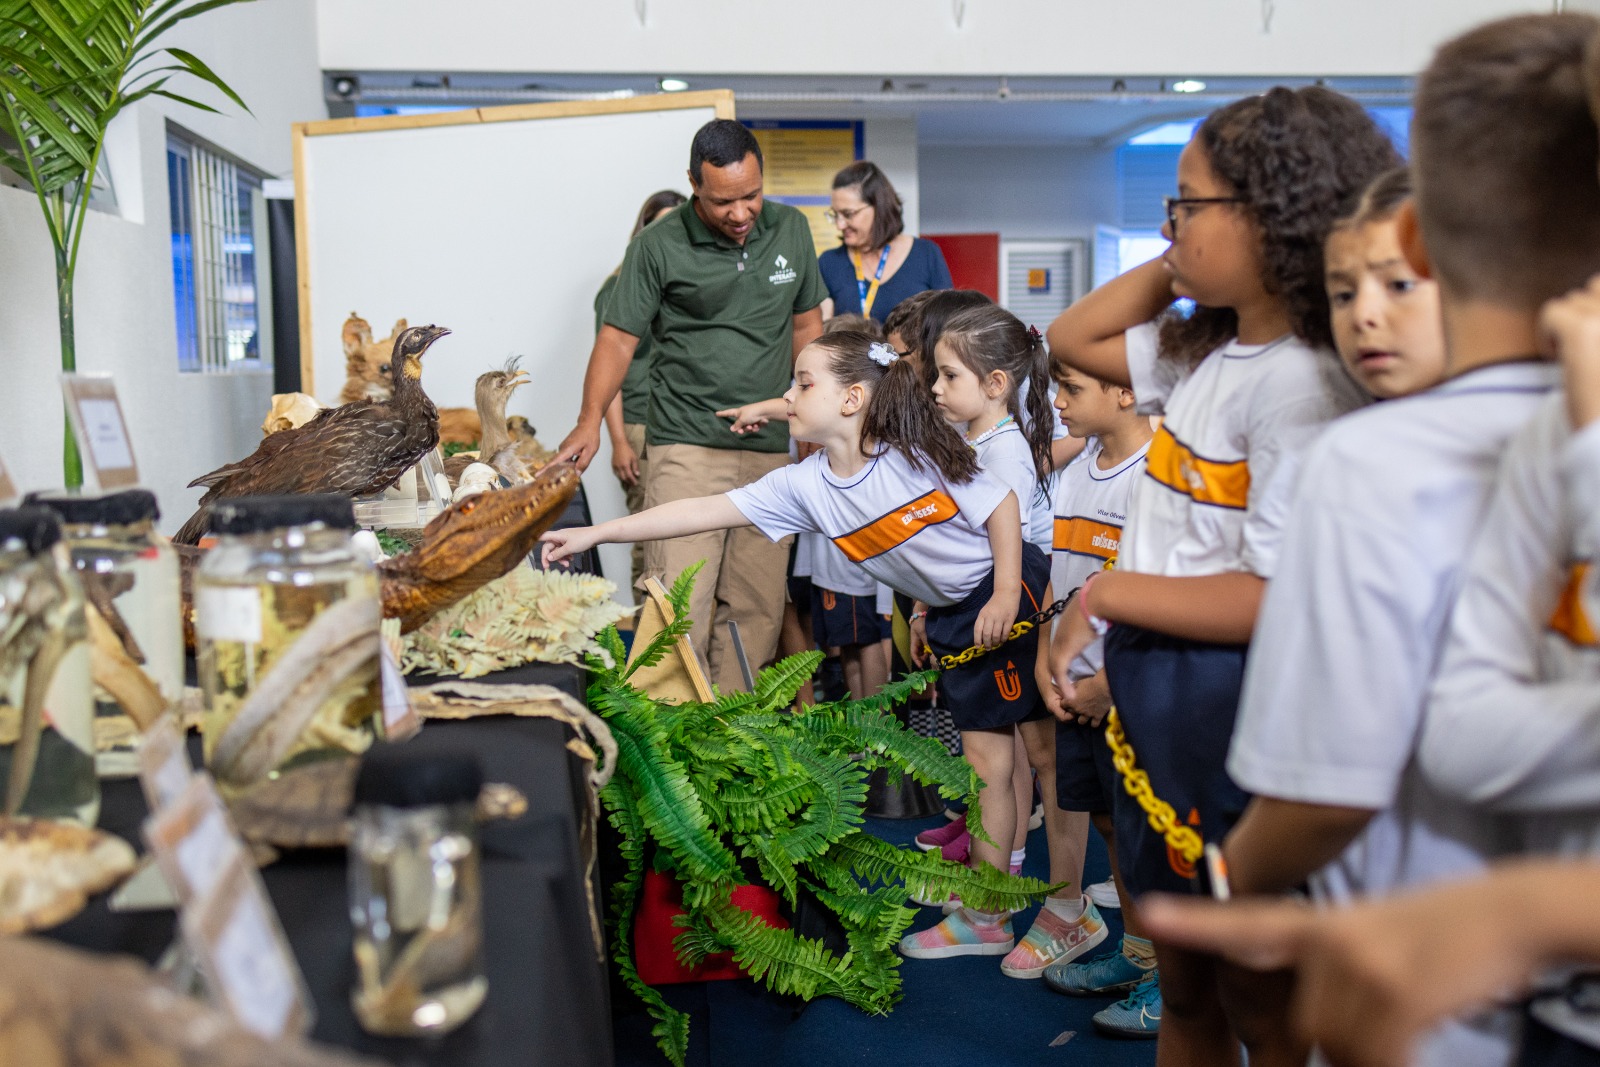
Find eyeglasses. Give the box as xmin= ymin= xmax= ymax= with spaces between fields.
xmin=824 ymin=205 xmax=870 ymax=224
xmin=1164 ymin=195 xmax=1245 ymax=235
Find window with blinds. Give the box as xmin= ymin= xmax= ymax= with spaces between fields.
xmin=167 ymin=129 xmax=269 ymax=373
xmin=998 ymin=239 xmax=1088 ymax=332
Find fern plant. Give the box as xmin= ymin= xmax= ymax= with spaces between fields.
xmin=589 ymin=564 xmax=1057 ymax=1065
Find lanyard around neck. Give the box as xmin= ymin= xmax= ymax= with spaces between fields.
xmin=853 ymin=245 xmax=891 ymax=317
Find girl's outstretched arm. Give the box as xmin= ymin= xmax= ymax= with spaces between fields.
xmin=1085 ymin=570 xmax=1265 ymax=644
xmin=1045 ymin=257 xmax=1174 ymax=388
xmin=540 ymin=494 xmax=750 ymax=565
xmin=975 ymin=492 xmax=1022 ymax=648
xmin=716 ymin=397 xmax=789 ymax=435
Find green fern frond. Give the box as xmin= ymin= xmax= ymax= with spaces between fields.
xmin=705 ymin=899 xmax=865 ymax=1006
xmin=594 ymin=624 xmax=627 ymax=669
xmin=665 ymin=561 xmax=703 ymax=619
xmin=602 ymin=685 xmax=740 ymax=885
xmin=824 ymin=831 xmax=1059 ymax=915
xmin=754 ymin=650 xmax=825 ymax=708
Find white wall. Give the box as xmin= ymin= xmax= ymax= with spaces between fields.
xmin=919 ymin=143 xmax=1118 ymax=242
xmin=0 ymin=1 xmax=327 ymax=533
xmin=317 ymin=0 xmax=1542 ymax=77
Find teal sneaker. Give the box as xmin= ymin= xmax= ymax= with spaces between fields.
xmin=1042 ymin=940 xmax=1152 ymax=996
xmin=1092 ymin=973 xmax=1161 ymax=1038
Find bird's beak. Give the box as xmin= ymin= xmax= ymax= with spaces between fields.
xmin=423 ymin=325 xmax=452 ymax=346
xmin=507 ymin=370 xmax=531 ymax=389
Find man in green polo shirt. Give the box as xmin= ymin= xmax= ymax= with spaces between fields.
xmin=558 ymin=119 xmax=825 ymax=690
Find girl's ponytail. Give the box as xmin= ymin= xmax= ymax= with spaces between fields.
xmin=1020 ymin=325 xmax=1055 ymax=485
xmin=813 ymin=332 xmax=980 ymax=484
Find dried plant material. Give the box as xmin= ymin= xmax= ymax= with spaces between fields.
xmin=0 ymin=936 xmax=379 ymax=1066
xmin=401 ymin=566 xmax=630 ymax=678
xmin=0 ymin=816 xmax=135 ymax=934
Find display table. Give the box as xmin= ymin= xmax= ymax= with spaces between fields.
xmin=47 ymin=662 xmax=611 ymax=1067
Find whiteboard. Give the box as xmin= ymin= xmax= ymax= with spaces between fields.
xmin=293 ymin=92 xmax=734 ymax=600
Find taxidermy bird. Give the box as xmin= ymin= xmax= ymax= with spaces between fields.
xmin=443 ymin=357 xmax=532 ymax=489
xmin=342 ymin=311 xmax=478 ymax=445
xmin=175 ymin=325 xmax=450 ymax=544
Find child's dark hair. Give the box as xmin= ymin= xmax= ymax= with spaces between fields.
xmin=1410 ymin=13 xmax=1600 ymax=309
xmin=810 ymin=330 xmax=980 ymax=484
xmin=916 ymin=289 xmax=993 ymax=388
xmin=883 ymin=289 xmax=939 ymax=353
xmin=1333 ymin=168 xmax=1412 ymax=232
xmin=937 ymin=305 xmax=1055 ymax=485
xmin=1159 ymin=86 xmax=1402 ymax=367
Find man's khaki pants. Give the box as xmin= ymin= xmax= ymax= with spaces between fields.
xmin=621 ymin=422 xmax=648 ymax=591
xmin=641 ymin=443 xmax=791 ymax=693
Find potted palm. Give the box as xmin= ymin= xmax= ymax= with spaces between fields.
xmin=0 ymin=0 xmax=253 ymax=486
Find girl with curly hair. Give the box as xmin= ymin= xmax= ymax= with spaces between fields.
xmin=1044 ymin=87 xmax=1399 ymax=1057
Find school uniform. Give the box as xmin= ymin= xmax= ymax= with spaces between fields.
xmin=1109 ymin=323 xmax=1366 ymax=896
xmin=1416 ymin=397 xmax=1600 ymax=1064
xmin=729 ymin=446 xmax=1049 ymax=731
xmin=1049 ymin=438 xmax=1150 ymax=814
xmin=809 ymin=536 xmax=888 ymax=649
xmin=1230 ymin=362 xmax=1562 ymax=1067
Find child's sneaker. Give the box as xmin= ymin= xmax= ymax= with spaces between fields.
xmin=1085 ymin=878 xmax=1120 ymax=910
xmin=898 ymin=908 xmax=1014 ymax=959
xmin=1043 ymin=941 xmax=1153 ymax=996
xmin=913 ymin=814 xmax=969 ymax=860
xmin=1092 ymin=972 xmax=1162 ymax=1038
xmin=1000 ymin=900 xmax=1108 ymax=978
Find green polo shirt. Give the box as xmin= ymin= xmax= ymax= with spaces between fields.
xmin=602 ymin=199 xmax=825 ymax=453
xmin=593 ymin=272 xmax=652 ymax=425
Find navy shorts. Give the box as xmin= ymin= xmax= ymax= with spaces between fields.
xmin=810 ymin=586 xmax=889 ymax=649
xmin=1102 ymin=622 xmax=1251 ymax=896
xmin=1523 ymin=1007 xmax=1600 ymax=1067
xmin=1055 ymin=716 xmax=1115 ymax=814
xmin=925 ymin=543 xmax=1050 ymax=733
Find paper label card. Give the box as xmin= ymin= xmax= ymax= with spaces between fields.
xmin=0 ymin=452 xmax=16 ymax=504
xmin=144 ymin=773 xmax=247 ymax=904
xmin=183 ymin=843 xmax=314 ymax=1039
xmin=61 ymin=373 xmax=139 ymax=489
xmin=136 ymin=714 xmax=194 ymax=812
xmin=379 ymin=639 xmax=421 ymax=741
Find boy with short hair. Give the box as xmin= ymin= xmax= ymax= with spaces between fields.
xmin=1037 ymin=361 xmax=1158 ymax=1035
xmin=1220 ymin=13 xmax=1600 ymax=1066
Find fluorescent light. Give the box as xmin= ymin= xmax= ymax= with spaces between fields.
xmin=1172 ymin=79 xmax=1207 ymax=93
xmin=658 ymin=78 xmax=689 ymax=92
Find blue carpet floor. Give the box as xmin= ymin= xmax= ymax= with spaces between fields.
xmin=613 ymin=812 xmax=1159 ymax=1067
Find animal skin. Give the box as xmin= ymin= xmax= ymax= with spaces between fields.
xmin=379 ymin=460 xmax=579 ymax=633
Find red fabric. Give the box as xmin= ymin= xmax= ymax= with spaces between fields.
xmin=924 ymin=232 xmax=1001 ymax=301
xmin=632 ymin=870 xmax=789 ymax=985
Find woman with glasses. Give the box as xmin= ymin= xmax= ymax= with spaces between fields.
xmin=819 ymin=160 xmax=952 ymax=324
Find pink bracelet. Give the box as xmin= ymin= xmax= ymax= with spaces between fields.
xmin=1078 ymin=573 xmax=1110 ymax=636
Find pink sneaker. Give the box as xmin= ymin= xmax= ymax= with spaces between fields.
xmin=1000 ymin=899 xmax=1108 ymax=979
xmin=898 ymin=907 xmax=1014 ymax=959
xmin=914 ymin=814 xmax=969 ymax=861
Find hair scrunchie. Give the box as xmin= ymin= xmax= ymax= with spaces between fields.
xmin=868 ymin=341 xmax=900 ymax=367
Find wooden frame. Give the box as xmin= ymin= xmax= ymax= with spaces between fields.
xmin=290 ymin=89 xmax=735 ymax=393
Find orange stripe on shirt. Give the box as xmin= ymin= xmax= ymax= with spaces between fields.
xmin=1548 ymin=562 xmax=1597 ymax=647
xmin=833 ymin=490 xmax=960 ymax=563
xmin=1145 ymin=425 xmax=1250 ymax=511
xmin=1053 ymin=516 xmax=1122 ymax=561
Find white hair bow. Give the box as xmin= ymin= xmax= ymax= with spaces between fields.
xmin=868 ymin=341 xmax=899 ymax=367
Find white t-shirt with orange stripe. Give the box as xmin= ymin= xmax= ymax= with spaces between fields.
xmin=1420 ymin=396 xmax=1600 ymax=839
xmin=728 ymin=447 xmax=1009 ymax=607
xmin=1120 ymin=322 xmax=1367 ymax=579
xmin=972 ymin=421 xmax=1050 ymax=549
xmin=1051 ymin=438 xmax=1150 ymax=681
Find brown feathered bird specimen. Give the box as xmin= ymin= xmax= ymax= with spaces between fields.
xmin=442 ymin=357 xmax=532 ymax=489
xmin=175 ymin=325 xmax=450 ymax=544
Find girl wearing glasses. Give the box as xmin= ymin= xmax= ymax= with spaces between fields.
xmin=818 ymin=161 xmax=952 ymax=324
xmin=1045 ymin=88 xmax=1398 ymax=1057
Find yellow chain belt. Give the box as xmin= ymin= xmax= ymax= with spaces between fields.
xmin=1105 ymin=707 xmax=1204 ymax=867
xmin=933 ymin=596 xmax=1070 ymax=670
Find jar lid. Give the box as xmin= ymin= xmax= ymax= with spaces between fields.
xmin=209 ymin=494 xmax=356 ymax=535
xmin=25 ymin=488 xmax=160 ymax=526
xmin=0 ymin=506 xmax=63 ymax=555
xmin=353 ymin=746 xmax=483 ymax=808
